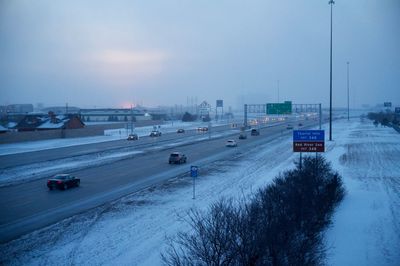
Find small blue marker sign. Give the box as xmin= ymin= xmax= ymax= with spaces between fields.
xmin=191 ymin=166 xmax=198 ymax=177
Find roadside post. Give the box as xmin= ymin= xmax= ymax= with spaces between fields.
xmin=319 ymin=103 xmax=322 ymax=130
xmin=293 ymin=130 xmax=325 ymax=170
xmin=208 ymin=121 xmax=211 ymax=140
xmin=190 ymin=166 xmax=198 ymax=199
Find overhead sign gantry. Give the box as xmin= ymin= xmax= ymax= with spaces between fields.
xmin=244 ymin=102 xmax=321 ymax=128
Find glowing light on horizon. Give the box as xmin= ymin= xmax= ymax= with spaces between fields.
xmin=121 ymin=102 xmax=137 ymax=109
xmin=83 ymin=49 xmax=171 ymax=87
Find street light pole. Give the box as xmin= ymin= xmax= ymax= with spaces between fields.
xmin=347 ymin=61 xmax=350 ymax=121
xmin=277 ymin=80 xmax=280 ymax=103
xmin=329 ymin=0 xmax=334 ymax=141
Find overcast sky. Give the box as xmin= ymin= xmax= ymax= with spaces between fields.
xmin=1 ymin=0 xmax=399 ymax=109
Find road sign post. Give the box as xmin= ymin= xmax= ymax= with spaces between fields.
xmin=191 ymin=166 xmax=198 ymax=199
xmin=293 ymin=130 xmax=325 ymax=172
xmin=293 ymin=130 xmax=325 ymax=152
xmin=208 ymin=122 xmax=211 ymax=140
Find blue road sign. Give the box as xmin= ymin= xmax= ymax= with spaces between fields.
xmin=191 ymin=166 xmax=198 ymax=177
xmin=293 ymin=130 xmax=325 ymax=142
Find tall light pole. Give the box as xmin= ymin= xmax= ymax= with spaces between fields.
xmin=347 ymin=61 xmax=350 ymax=121
xmin=329 ymin=0 xmax=334 ymax=141
xmin=277 ymin=80 xmax=280 ymax=102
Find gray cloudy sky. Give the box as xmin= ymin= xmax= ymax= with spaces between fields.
xmin=1 ymin=0 xmax=399 ymax=109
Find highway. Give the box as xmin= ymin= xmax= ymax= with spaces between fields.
xmin=0 ymin=124 xmax=235 ymax=169
xmin=0 ymin=119 xmax=318 ymax=243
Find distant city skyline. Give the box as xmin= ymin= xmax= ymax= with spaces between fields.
xmin=1 ymin=1 xmax=399 ymax=109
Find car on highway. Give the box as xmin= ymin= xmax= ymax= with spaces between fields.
xmin=298 ymin=123 xmax=303 ymax=127
xmin=47 ymin=174 xmax=80 ymax=190
xmin=286 ymin=124 xmax=294 ymax=130
xmin=226 ymin=139 xmax=238 ymax=147
xmin=177 ymin=128 xmax=185 ymax=133
xmin=197 ymin=127 xmax=208 ymax=132
xmin=127 ymin=133 xmax=139 ymax=140
xmin=251 ymin=128 xmax=260 ymax=136
xmin=239 ymin=132 xmax=247 ymax=139
xmin=150 ymin=130 xmax=162 ymax=137
xmin=168 ymin=152 xmax=187 ymax=164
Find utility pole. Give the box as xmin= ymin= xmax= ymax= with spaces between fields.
xmin=329 ymin=0 xmax=335 ymax=141
xmin=319 ymin=103 xmax=322 ymax=130
xmin=347 ymin=61 xmax=350 ymax=121
xmin=277 ymin=80 xmax=280 ymax=103
xmin=244 ymin=104 xmax=248 ymax=128
xmin=130 ymin=104 xmax=133 ymax=134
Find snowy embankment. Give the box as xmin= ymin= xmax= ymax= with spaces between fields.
xmin=324 ymin=122 xmax=400 ymax=265
xmin=1 ymin=119 xmax=399 ymax=265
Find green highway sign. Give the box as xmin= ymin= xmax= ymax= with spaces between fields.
xmin=266 ymin=101 xmax=292 ymax=115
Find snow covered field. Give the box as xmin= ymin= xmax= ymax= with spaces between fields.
xmin=1 ymin=119 xmax=399 ymax=265
xmin=324 ymin=122 xmax=400 ymax=265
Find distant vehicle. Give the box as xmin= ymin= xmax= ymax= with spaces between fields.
xmin=150 ymin=131 xmax=162 ymax=137
xmin=197 ymin=127 xmax=208 ymax=132
xmin=286 ymin=124 xmax=294 ymax=130
xmin=169 ymin=152 xmax=187 ymax=164
xmin=298 ymin=123 xmax=303 ymax=127
xmin=251 ymin=129 xmax=260 ymax=136
xmin=127 ymin=133 xmax=139 ymax=140
xmin=239 ymin=132 xmax=247 ymax=139
xmin=177 ymin=129 xmax=185 ymax=133
xmin=47 ymin=174 xmax=80 ymax=190
xmin=226 ymin=139 xmax=238 ymax=147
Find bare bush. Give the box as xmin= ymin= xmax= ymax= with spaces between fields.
xmin=162 ymin=155 xmax=345 ymax=266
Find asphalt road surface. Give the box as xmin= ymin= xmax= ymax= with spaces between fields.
xmin=0 ymin=124 xmax=234 ymax=169
xmin=0 ymin=119 xmax=319 ymax=243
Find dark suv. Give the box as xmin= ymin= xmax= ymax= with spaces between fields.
xmin=127 ymin=133 xmax=138 ymax=140
xmin=150 ymin=131 xmax=162 ymax=137
xmin=251 ymin=129 xmax=260 ymax=136
xmin=169 ymin=152 xmax=187 ymax=164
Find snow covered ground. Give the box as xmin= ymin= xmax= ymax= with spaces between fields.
xmin=324 ymin=121 xmax=400 ymax=265
xmin=1 ymin=119 xmax=399 ymax=265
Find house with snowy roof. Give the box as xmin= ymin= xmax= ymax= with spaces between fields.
xmin=15 ymin=112 xmax=84 ymax=131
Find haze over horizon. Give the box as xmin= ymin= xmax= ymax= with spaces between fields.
xmin=1 ymin=0 xmax=399 ymax=109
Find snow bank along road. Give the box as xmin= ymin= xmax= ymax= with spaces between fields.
xmin=0 ymin=118 xmax=314 ymax=243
